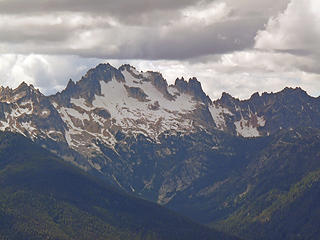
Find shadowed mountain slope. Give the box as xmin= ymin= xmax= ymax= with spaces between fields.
xmin=0 ymin=131 xmax=236 ymax=240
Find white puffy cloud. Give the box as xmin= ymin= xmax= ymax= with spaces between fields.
xmin=255 ymin=0 xmax=320 ymax=55
xmin=0 ymin=51 xmax=319 ymax=101
xmin=181 ymin=1 xmax=231 ymax=26
xmin=0 ymin=55 xmax=101 ymax=94
xmin=122 ymin=52 xmax=320 ymax=100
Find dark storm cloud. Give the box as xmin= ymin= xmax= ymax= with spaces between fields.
xmin=0 ymin=0 xmax=292 ymax=60
xmin=2 ymin=18 xmax=261 ymax=60
xmin=0 ymin=0 xmax=200 ymax=19
xmin=0 ymin=26 xmax=71 ymax=43
xmin=100 ymin=18 xmax=264 ymax=60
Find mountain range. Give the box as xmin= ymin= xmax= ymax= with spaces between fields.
xmin=0 ymin=131 xmax=234 ymax=240
xmin=0 ymin=63 xmax=319 ymax=239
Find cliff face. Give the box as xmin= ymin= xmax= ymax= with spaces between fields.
xmin=0 ymin=63 xmax=319 ymax=188
xmin=1 ymin=63 xmax=320 ymax=240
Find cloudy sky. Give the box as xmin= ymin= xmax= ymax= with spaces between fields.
xmin=0 ymin=0 xmax=319 ymax=99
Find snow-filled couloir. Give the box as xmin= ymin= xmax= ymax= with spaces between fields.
xmin=1 ymin=63 xmax=317 ymax=171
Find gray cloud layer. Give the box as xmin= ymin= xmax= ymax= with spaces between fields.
xmin=0 ymin=0 xmax=198 ymax=15
xmin=0 ymin=0 xmax=289 ymax=59
xmin=0 ymin=0 xmax=319 ymax=99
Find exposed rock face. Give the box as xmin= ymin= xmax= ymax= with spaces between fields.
xmin=211 ymin=87 xmax=320 ymax=137
xmin=0 ymin=82 xmax=66 ymax=140
xmin=0 ymin=64 xmax=319 ymax=161
xmin=0 ymin=62 xmax=320 ymax=210
xmin=175 ymin=77 xmax=211 ymax=105
xmin=124 ymin=85 xmax=150 ymax=102
xmin=0 ymin=63 xmax=217 ymax=175
xmin=1 ymin=63 xmax=320 ymax=240
xmin=52 ymin=63 xmax=125 ymax=104
xmin=44 ymin=63 xmax=215 ymax=163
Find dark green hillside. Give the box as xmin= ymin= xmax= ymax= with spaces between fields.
xmin=210 ymin=128 xmax=320 ymax=240
xmin=215 ymin=169 xmax=320 ymax=240
xmin=0 ymin=132 xmax=235 ymax=240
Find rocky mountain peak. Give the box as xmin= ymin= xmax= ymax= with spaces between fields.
xmin=1 ymin=62 xmax=320 ymax=206
xmin=66 ymin=78 xmax=76 ymax=89
xmin=119 ymin=64 xmax=138 ymax=73
xmin=53 ymin=63 xmax=127 ymax=104
xmin=16 ymin=81 xmax=28 ymax=89
xmin=14 ymin=81 xmax=33 ymax=92
xmin=15 ymin=81 xmax=40 ymax=93
xmin=145 ymin=71 xmax=174 ymax=100
xmin=83 ymin=63 xmax=125 ymax=84
xmin=279 ymin=87 xmax=309 ymax=99
xmin=174 ymin=77 xmax=211 ymax=105
xmin=217 ymin=92 xmax=237 ymax=106
xmin=119 ymin=64 xmax=147 ymax=82
xmin=62 ymin=79 xmax=77 ymax=96
xmin=253 ymin=87 xmax=312 ymax=108
xmin=282 ymin=86 xmax=305 ymax=93
xmin=0 ymin=86 xmax=12 ymax=101
xmin=96 ymin=62 xmax=116 ymax=71
xmin=0 ymin=82 xmax=42 ymax=103
xmin=55 ymin=63 xmax=214 ymax=107
xmin=4 ymin=62 xmax=317 ymax=153
xmin=249 ymin=92 xmax=260 ymax=100
xmin=254 ymin=87 xmax=310 ymax=104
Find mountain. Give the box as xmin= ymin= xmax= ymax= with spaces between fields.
xmin=0 ymin=64 xmax=319 ymax=180
xmin=0 ymin=131 xmax=235 ymax=240
xmin=210 ymin=128 xmax=320 ymax=240
xmin=0 ymin=62 xmax=319 ymax=239
xmin=213 ymin=87 xmax=320 ymax=136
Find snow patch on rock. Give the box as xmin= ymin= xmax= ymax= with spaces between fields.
xmin=209 ymin=104 xmax=233 ymax=130
xmin=92 ymin=72 xmax=198 ymax=139
xmin=234 ymin=117 xmax=260 ymax=137
xmin=234 ymin=115 xmax=266 ymax=138
xmin=70 ymin=97 xmax=93 ymax=111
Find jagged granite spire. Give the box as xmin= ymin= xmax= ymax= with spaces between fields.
xmin=175 ymin=77 xmax=212 ymax=105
